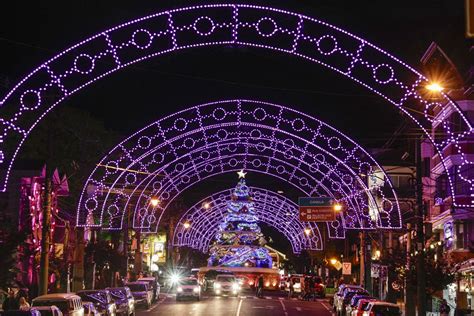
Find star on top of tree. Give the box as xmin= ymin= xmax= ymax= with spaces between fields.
xmin=237 ymin=169 xmax=247 ymax=178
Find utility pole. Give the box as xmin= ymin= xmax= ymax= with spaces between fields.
xmin=405 ymin=223 xmax=415 ymax=316
xmin=39 ymin=127 xmax=53 ymax=295
xmin=360 ymin=232 xmax=365 ymax=286
xmin=39 ymin=170 xmax=52 ymax=295
xmin=416 ymin=137 xmax=426 ymax=316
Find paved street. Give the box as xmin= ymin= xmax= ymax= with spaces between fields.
xmin=138 ymin=291 xmax=333 ymax=316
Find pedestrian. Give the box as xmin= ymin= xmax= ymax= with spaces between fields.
xmin=440 ymin=299 xmax=451 ymax=316
xmin=288 ymin=278 xmax=294 ymax=299
xmin=18 ymin=297 xmax=30 ymax=311
xmin=256 ymin=274 xmax=264 ymax=298
xmin=3 ymin=289 xmax=19 ymax=311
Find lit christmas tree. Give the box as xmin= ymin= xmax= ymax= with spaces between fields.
xmin=207 ymin=171 xmax=272 ymax=268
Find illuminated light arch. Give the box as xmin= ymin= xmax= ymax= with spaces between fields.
xmin=77 ymin=99 xmax=400 ymax=235
xmin=1 ymin=4 xmax=471 ymax=207
xmin=173 ymin=187 xmax=323 ymax=254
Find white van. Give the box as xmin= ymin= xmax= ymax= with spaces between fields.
xmin=32 ymin=293 xmax=84 ymax=316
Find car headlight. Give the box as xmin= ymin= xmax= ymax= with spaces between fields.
xmin=177 ymin=287 xmax=183 ymax=293
xmin=193 ymin=288 xmax=199 ymax=293
xmin=232 ymin=283 xmax=240 ymax=291
xmin=214 ymin=283 xmax=221 ymax=289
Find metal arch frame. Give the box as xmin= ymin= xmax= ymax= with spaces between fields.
xmin=0 ymin=4 xmax=472 ymax=208
xmin=77 ymin=99 xmax=400 ymax=236
xmin=173 ymin=187 xmax=323 ymax=254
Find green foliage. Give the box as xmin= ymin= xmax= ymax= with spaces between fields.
xmin=381 ymin=247 xmax=455 ymax=296
xmin=19 ymin=106 xmax=120 ymax=207
xmin=0 ymin=230 xmax=26 ymax=289
xmin=85 ymin=240 xmax=125 ymax=273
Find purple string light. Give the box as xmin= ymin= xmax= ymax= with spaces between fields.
xmin=0 ymin=4 xmax=469 ymax=209
xmin=173 ymin=187 xmax=324 ymax=254
xmin=77 ymin=99 xmax=400 ymax=236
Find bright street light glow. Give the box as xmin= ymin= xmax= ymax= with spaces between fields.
xmin=330 ymin=258 xmax=338 ymax=265
xmin=183 ymin=221 xmax=191 ymax=229
xmin=150 ymin=197 xmax=160 ymax=207
xmin=426 ymin=82 xmax=444 ymax=93
xmin=203 ymin=202 xmax=210 ymax=209
xmin=304 ymin=228 xmax=311 ymax=236
xmin=170 ymin=274 xmax=181 ymax=284
xmin=333 ymin=203 xmax=343 ymax=212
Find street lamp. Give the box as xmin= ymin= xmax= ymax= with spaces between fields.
xmin=183 ymin=221 xmax=191 ymax=229
xmin=150 ymin=197 xmax=160 ymax=207
xmin=330 ymin=258 xmax=338 ymax=265
xmin=203 ymin=202 xmax=210 ymax=209
xmin=333 ymin=203 xmax=343 ymax=212
xmin=425 ymin=82 xmax=444 ymax=93
xmin=304 ymin=228 xmax=311 ymax=236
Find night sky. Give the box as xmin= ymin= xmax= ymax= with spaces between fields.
xmin=1 ymin=0 xmax=472 ymax=256
xmin=0 ymin=0 xmax=471 ymax=148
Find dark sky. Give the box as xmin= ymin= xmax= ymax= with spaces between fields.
xmin=0 ymin=0 xmax=471 ymax=150
xmin=1 ymin=1 xmax=472 ymax=255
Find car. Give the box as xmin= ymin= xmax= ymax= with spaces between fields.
xmin=213 ymin=274 xmax=240 ymax=296
xmin=124 ymin=282 xmax=152 ymax=309
xmin=279 ymin=276 xmax=288 ymax=290
xmin=76 ymin=290 xmax=116 ymax=316
xmin=362 ymin=301 xmax=401 ymax=316
xmin=285 ymin=275 xmax=304 ymax=293
xmin=339 ymin=289 xmax=369 ymax=316
xmin=351 ymin=298 xmax=377 ymax=316
xmin=1 ymin=311 xmax=42 ymax=316
xmin=82 ymin=302 xmax=100 ymax=316
xmin=333 ymin=285 xmax=365 ymax=312
xmin=312 ymin=276 xmax=326 ymax=298
xmin=176 ymin=278 xmax=201 ymax=301
xmin=32 ymin=293 xmax=84 ymax=316
xmin=106 ymin=287 xmax=135 ymax=316
xmin=137 ymin=277 xmax=160 ymax=302
xmin=31 ymin=306 xmax=64 ymax=316
xmin=345 ymin=295 xmax=374 ymax=316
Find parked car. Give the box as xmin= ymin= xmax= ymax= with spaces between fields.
xmin=351 ymin=298 xmax=377 ymax=316
xmin=362 ymin=301 xmax=401 ymax=316
xmin=345 ymin=295 xmax=374 ymax=316
xmin=32 ymin=293 xmax=84 ymax=316
xmin=333 ymin=285 xmax=365 ymax=312
xmin=340 ymin=289 xmax=369 ymax=316
xmin=137 ymin=277 xmax=160 ymax=302
xmin=31 ymin=306 xmax=64 ymax=316
xmin=76 ymin=290 xmax=116 ymax=316
xmin=213 ymin=274 xmax=240 ymax=296
xmin=81 ymin=302 xmax=100 ymax=316
xmin=124 ymin=282 xmax=152 ymax=309
xmin=1 ymin=310 xmax=42 ymax=316
xmin=176 ymin=278 xmax=201 ymax=301
xmin=106 ymin=287 xmax=135 ymax=316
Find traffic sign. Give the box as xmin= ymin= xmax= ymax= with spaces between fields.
xmin=342 ymin=262 xmax=352 ymax=275
xmin=298 ymin=197 xmax=336 ymax=222
xmin=333 ymin=261 xmax=342 ymax=271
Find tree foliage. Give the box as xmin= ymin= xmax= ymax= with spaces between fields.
xmin=19 ymin=106 xmax=120 ymax=211
xmin=0 ymin=230 xmax=26 ymax=289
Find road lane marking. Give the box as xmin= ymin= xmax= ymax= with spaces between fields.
xmin=279 ymin=298 xmax=288 ymax=316
xmin=236 ymin=298 xmax=243 ymax=316
xmin=320 ymin=300 xmax=335 ymax=315
xmin=146 ymin=295 xmax=167 ymax=312
xmin=296 ymin=307 xmax=302 ymax=312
